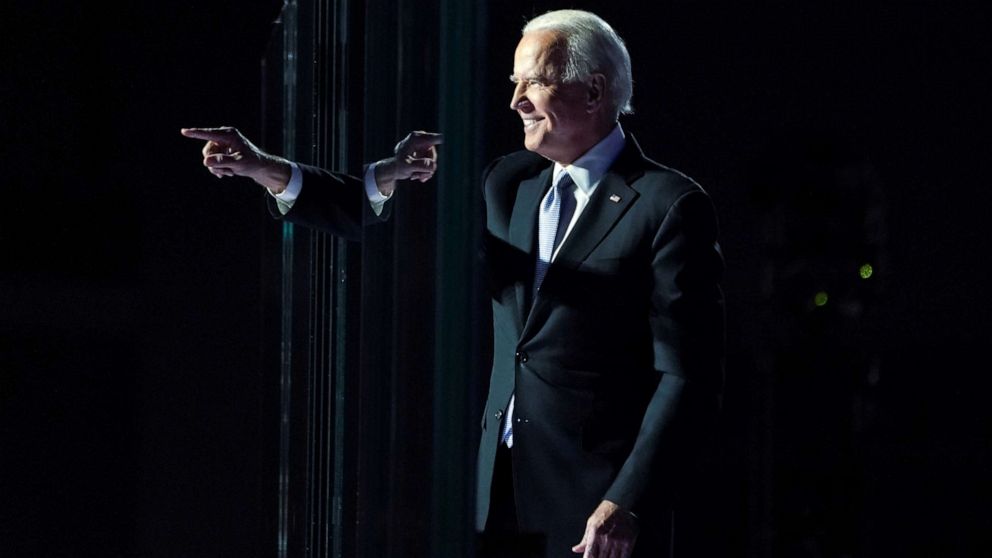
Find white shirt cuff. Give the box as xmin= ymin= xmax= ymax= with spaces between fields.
xmin=364 ymin=162 xmax=391 ymax=216
xmin=270 ymin=162 xmax=303 ymax=215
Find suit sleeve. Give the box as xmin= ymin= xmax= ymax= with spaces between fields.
xmin=265 ymin=163 xmax=392 ymax=241
xmin=603 ymin=189 xmax=725 ymax=512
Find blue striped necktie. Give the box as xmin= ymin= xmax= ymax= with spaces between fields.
xmin=532 ymin=172 xmax=577 ymax=293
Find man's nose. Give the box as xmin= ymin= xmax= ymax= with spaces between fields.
xmin=509 ymin=82 xmax=530 ymax=112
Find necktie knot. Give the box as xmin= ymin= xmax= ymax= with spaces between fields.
xmin=556 ymin=172 xmax=576 ymax=196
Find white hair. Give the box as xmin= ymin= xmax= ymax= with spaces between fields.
xmin=523 ymin=9 xmax=634 ymax=119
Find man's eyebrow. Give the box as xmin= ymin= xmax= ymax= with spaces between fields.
xmin=509 ymin=73 xmax=547 ymax=83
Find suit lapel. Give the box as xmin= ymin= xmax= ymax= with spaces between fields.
xmin=508 ymin=167 xmax=553 ymax=332
xmin=552 ymin=173 xmax=637 ymax=269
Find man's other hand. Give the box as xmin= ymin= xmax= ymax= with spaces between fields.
xmin=372 ymin=130 xmax=444 ymax=196
xmin=572 ymin=500 xmax=639 ymax=558
xmin=181 ymin=126 xmax=291 ymax=193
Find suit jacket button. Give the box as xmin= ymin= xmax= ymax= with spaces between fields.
xmin=516 ymin=351 xmax=529 ymax=363
xmin=494 ymin=409 xmax=504 ymax=420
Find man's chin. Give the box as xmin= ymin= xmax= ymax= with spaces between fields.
xmin=523 ymin=136 xmax=552 ymax=159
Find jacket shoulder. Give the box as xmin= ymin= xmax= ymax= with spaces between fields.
xmin=632 ymin=155 xmax=712 ymax=211
xmin=483 ymin=150 xmax=547 ymax=190
xmin=638 ymin=155 xmax=704 ymax=193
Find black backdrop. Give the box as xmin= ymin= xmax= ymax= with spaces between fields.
xmin=3 ymin=1 xmax=991 ymax=557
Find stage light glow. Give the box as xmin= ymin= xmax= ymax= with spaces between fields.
xmin=814 ymin=291 xmax=829 ymax=307
xmin=859 ymin=263 xmax=873 ymax=279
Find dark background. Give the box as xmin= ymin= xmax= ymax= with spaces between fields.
xmin=2 ymin=1 xmax=990 ymax=557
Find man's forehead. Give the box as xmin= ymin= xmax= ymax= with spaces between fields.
xmin=513 ymin=31 xmax=565 ymax=76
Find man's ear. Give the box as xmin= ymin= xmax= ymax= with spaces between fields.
xmin=586 ymin=74 xmax=607 ymax=112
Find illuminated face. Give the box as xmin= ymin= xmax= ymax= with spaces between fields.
xmin=510 ymin=31 xmax=598 ymax=164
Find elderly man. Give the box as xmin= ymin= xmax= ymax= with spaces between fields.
xmin=476 ymin=10 xmax=724 ymax=558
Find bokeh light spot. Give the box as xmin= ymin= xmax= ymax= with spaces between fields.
xmin=814 ymin=291 xmax=829 ymax=307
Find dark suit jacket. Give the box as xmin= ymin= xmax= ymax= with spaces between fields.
xmin=476 ymin=136 xmax=725 ymax=558
xmin=266 ymin=163 xmax=391 ymax=238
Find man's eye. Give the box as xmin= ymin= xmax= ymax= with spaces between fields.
xmin=509 ymin=77 xmax=548 ymax=89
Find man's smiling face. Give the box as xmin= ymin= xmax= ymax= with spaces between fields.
xmin=510 ymin=30 xmax=597 ymax=164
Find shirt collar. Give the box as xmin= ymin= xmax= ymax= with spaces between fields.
xmin=553 ymin=123 xmax=626 ymax=194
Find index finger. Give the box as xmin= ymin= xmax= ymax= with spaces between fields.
xmin=407 ymin=131 xmax=444 ymax=150
xmin=180 ymin=127 xmax=235 ymax=142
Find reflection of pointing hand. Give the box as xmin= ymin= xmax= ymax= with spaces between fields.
xmin=180 ymin=126 xmax=291 ymax=193
xmin=394 ymin=130 xmax=444 ymax=182
xmin=373 ymin=131 xmax=444 ymax=196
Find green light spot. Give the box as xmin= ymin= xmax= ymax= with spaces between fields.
xmin=859 ymin=263 xmax=874 ymax=279
xmin=814 ymin=291 xmax=829 ymax=307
